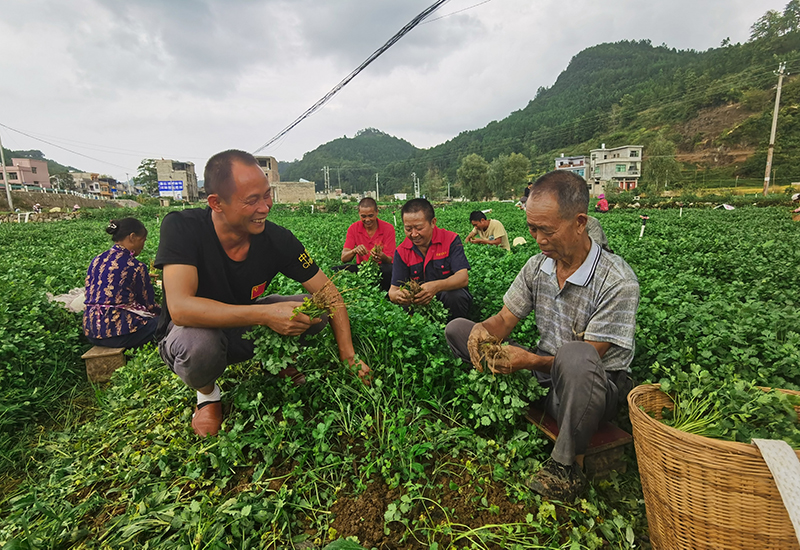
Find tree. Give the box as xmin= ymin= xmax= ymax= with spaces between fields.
xmin=783 ymin=0 xmax=800 ymax=33
xmin=423 ymin=166 xmax=444 ymax=200
xmin=642 ymin=139 xmax=682 ymax=195
xmin=456 ymin=154 xmax=490 ymax=201
xmin=51 ymin=172 xmax=76 ymax=190
xmin=750 ymin=9 xmax=782 ymax=41
xmin=133 ymin=159 xmax=159 ymax=195
xmin=488 ymin=153 xmax=531 ymax=200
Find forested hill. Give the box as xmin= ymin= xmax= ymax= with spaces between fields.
xmin=428 ymin=40 xmax=703 ymax=164
xmin=397 ymin=27 xmax=800 ymax=193
xmin=279 ymin=128 xmax=418 ymax=187
xmin=278 ymin=5 xmax=800 ymax=197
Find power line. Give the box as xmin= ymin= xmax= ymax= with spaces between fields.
xmin=253 ymin=0 xmax=451 ymax=154
xmin=2 ymin=129 xmax=203 ymax=160
xmin=421 ymin=0 xmax=494 ymax=24
xmin=0 ymin=122 xmax=135 ymax=171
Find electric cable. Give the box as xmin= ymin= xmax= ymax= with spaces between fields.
xmin=0 ymin=122 xmax=136 ymax=171
xmin=253 ymin=0 xmax=451 ymax=154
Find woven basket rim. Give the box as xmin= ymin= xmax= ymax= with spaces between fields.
xmin=628 ymin=383 xmax=800 ymax=458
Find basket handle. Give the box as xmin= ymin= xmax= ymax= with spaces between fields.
xmin=753 ymin=438 xmax=800 ymax=546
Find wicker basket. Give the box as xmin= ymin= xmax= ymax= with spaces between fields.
xmin=628 ymin=383 xmax=800 ymax=550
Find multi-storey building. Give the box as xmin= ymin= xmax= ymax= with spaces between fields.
xmin=254 ymin=155 xmax=314 ymax=203
xmin=0 ymin=158 xmax=51 ymax=188
xmin=589 ymin=144 xmax=643 ymax=195
xmin=554 ymin=155 xmax=589 ymax=178
xmin=156 ymin=159 xmax=199 ymax=202
xmin=254 ymin=155 xmax=280 ymax=185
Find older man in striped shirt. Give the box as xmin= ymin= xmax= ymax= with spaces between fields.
xmin=445 ymin=170 xmax=639 ymax=501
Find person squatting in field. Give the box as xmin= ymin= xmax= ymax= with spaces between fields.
xmin=465 ymin=210 xmax=510 ymax=251
xmin=83 ymin=217 xmax=161 ymax=349
xmin=388 ymin=198 xmax=472 ymax=320
xmin=154 ymin=149 xmax=369 ymax=438
xmin=333 ymin=196 xmax=396 ymax=291
xmin=445 ymin=170 xmax=639 ymax=501
xmin=595 ymin=193 xmax=609 ymax=213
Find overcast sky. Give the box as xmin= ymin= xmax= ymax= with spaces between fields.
xmin=0 ymin=0 xmax=780 ymax=181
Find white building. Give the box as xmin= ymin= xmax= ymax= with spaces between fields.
xmin=554 ymin=155 xmax=589 ymax=179
xmin=588 ymin=144 xmax=643 ymax=196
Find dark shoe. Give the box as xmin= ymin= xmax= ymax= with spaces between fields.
xmin=192 ymin=401 xmax=222 ymax=437
xmin=526 ymin=458 xmax=586 ymax=501
xmin=277 ymin=365 xmax=306 ymax=386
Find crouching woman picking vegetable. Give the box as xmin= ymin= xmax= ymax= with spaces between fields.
xmin=83 ymin=217 xmax=161 ymax=349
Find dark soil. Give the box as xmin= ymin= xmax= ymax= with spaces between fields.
xmin=330 ymin=464 xmax=530 ymax=549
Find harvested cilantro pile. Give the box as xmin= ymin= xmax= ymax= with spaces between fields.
xmin=653 ymin=362 xmax=800 ymax=447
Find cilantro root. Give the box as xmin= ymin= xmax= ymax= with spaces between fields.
xmin=474 ymin=337 xmax=510 ymax=373
xmin=399 ymin=279 xmax=422 ymax=301
xmin=292 ymin=276 xmax=346 ymax=320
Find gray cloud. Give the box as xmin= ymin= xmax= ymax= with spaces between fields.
xmin=0 ymin=0 xmax=785 ymax=178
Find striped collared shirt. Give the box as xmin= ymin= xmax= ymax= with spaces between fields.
xmin=503 ymin=239 xmax=639 ymax=372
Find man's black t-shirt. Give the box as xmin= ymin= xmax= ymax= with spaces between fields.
xmin=154 ymin=208 xmax=319 ymax=339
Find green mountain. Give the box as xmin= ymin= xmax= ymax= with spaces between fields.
xmin=279 ymin=5 xmax=800 ymax=196
xmin=279 ymin=128 xmax=418 ymax=193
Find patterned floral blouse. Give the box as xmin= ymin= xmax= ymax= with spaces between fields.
xmin=83 ymin=244 xmax=161 ymax=340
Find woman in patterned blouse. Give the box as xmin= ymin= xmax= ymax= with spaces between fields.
xmin=83 ymin=217 xmax=161 ymax=349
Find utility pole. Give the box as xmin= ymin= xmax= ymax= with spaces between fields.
xmin=411 ymin=172 xmax=420 ymax=198
xmin=375 ymin=173 xmax=379 ymax=202
xmin=321 ymin=166 xmax=331 ymax=197
xmin=0 ymin=132 xmax=13 ymax=211
xmin=763 ymin=62 xmax=787 ymax=196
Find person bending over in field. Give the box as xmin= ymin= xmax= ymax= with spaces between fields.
xmin=84 ymin=217 xmax=161 ymax=349
xmin=333 ymin=197 xmax=396 ymax=291
xmin=154 ymin=149 xmax=369 ymax=438
xmin=465 ymin=210 xmax=510 ymax=251
xmin=388 ymin=198 xmax=472 ymax=320
xmin=445 ymin=170 xmax=639 ymax=501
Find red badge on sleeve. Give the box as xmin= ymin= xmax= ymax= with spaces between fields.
xmin=251 ymin=281 xmax=267 ymax=300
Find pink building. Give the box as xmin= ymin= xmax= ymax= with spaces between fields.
xmin=0 ymin=158 xmax=51 ymax=188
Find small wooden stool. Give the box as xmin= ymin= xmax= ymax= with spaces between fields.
xmin=525 ymin=405 xmax=632 ymax=477
xmin=81 ymin=346 xmax=126 ymax=383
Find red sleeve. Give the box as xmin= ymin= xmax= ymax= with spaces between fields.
xmin=380 ymin=221 xmax=396 ymax=259
xmin=344 ymin=222 xmax=358 ymax=250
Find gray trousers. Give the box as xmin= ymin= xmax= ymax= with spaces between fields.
xmin=158 ymin=294 xmax=328 ymax=390
xmin=444 ymin=318 xmax=630 ymax=465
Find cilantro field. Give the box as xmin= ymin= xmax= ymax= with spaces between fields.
xmin=2 ymin=202 xmax=800 ymax=549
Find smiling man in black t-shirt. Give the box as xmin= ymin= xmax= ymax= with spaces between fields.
xmin=155 ymin=149 xmax=369 ymax=437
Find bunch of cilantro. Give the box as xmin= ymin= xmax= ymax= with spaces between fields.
xmin=653 ymin=362 xmax=800 ymax=447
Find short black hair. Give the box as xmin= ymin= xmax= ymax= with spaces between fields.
xmin=469 ymin=210 xmax=487 ymax=222
xmin=401 ymin=198 xmax=435 ymax=222
xmin=528 ymin=170 xmax=589 ymax=219
xmin=106 ymin=217 xmax=146 ymax=242
xmin=204 ymin=150 xmax=261 ymax=201
xmin=358 ymin=197 xmax=378 ymax=211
